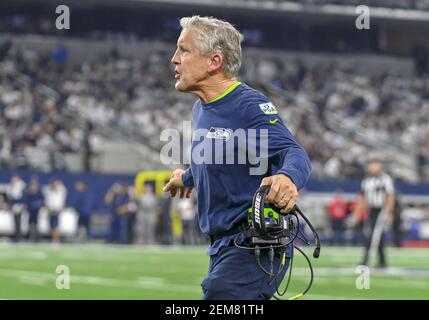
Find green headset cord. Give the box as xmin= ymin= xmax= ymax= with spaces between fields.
xmin=255 ymin=247 xmax=275 ymax=280
xmin=241 ymin=213 xmax=300 ymax=283
xmin=273 ymin=251 xmax=293 ymax=299
xmin=233 ymin=211 xmax=316 ymax=300
xmin=273 ymin=245 xmax=315 ymax=300
xmin=267 ymin=212 xmax=299 ymax=286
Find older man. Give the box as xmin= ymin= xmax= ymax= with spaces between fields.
xmin=164 ymin=16 xmax=311 ymax=299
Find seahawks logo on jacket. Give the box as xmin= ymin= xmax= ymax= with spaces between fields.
xmin=206 ymin=127 xmax=233 ymax=140
xmin=259 ymin=102 xmax=278 ymax=115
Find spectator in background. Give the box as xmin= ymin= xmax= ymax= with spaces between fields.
xmin=105 ymin=183 xmax=130 ymax=244
xmin=327 ymin=188 xmax=348 ymax=245
xmin=105 ymin=183 xmax=119 ymax=242
xmin=136 ymin=183 xmax=158 ymax=245
xmin=50 ymin=143 xmax=67 ymax=171
xmin=157 ymin=195 xmax=172 ymax=245
xmin=6 ymin=175 xmax=26 ymax=242
xmin=127 ymin=184 xmax=138 ymax=244
xmin=23 ymin=178 xmax=43 ymax=242
xmin=1 ymin=41 xmax=429 ymax=182
xmin=43 ymin=179 xmax=67 ymax=243
xmin=52 ymin=43 xmax=68 ymax=65
xmin=71 ymin=180 xmax=94 ymax=242
xmin=175 ymin=196 xmax=197 ymax=245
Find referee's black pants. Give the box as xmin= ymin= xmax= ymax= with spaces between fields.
xmin=362 ymin=208 xmax=386 ymax=267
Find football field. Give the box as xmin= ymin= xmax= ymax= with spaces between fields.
xmin=0 ymin=243 xmax=428 ymax=300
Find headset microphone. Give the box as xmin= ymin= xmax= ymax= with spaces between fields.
xmin=293 ymin=205 xmax=321 ymax=258
xmin=235 ymin=184 xmax=322 ymax=300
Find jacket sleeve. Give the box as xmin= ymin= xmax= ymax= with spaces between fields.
xmin=182 ymin=167 xmax=194 ymax=187
xmin=246 ymin=101 xmax=311 ymax=190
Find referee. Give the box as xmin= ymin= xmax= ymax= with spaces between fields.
xmin=355 ymin=156 xmax=395 ymax=268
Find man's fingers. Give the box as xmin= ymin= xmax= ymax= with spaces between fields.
xmin=164 ymin=180 xmax=178 ymax=197
xmin=185 ymin=187 xmax=194 ymax=198
xmin=260 ymin=177 xmax=272 ymax=187
xmin=179 ymin=187 xmax=185 ymax=198
xmin=164 ymin=169 xmax=186 ymax=196
xmin=260 ymin=176 xmax=283 ymax=204
xmin=273 ymin=183 xmax=288 ymax=205
xmin=163 ymin=181 xmax=173 ymax=192
xmin=276 ymin=196 xmax=290 ymax=208
xmin=285 ymin=199 xmax=296 ymax=213
xmin=281 ymin=199 xmax=295 ymax=214
xmin=265 ymin=183 xmax=280 ymax=203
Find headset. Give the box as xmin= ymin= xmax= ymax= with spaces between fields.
xmin=234 ymin=185 xmax=321 ymax=300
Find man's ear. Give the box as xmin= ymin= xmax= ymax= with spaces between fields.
xmin=207 ymin=53 xmax=224 ymax=74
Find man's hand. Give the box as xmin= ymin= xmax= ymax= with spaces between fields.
xmin=260 ymin=174 xmax=298 ymax=214
xmin=163 ymin=169 xmax=194 ymax=198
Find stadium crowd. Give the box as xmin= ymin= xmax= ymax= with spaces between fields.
xmin=0 ymin=174 xmax=203 ymax=245
xmin=1 ymin=41 xmax=428 ymax=181
xmin=0 ymin=41 xmax=97 ymax=172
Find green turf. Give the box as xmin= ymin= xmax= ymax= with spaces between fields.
xmin=0 ymin=243 xmax=428 ymax=300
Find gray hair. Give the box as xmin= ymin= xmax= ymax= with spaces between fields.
xmin=179 ymin=16 xmax=244 ymax=78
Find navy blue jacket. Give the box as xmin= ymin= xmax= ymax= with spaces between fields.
xmin=24 ymin=189 xmax=44 ymax=212
xmin=112 ymin=193 xmax=129 ymax=216
xmin=182 ymin=83 xmax=311 ymax=255
xmin=70 ymin=191 xmax=94 ymax=216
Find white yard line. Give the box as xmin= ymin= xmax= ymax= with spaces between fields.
xmin=318 ymin=247 xmax=429 ymax=257
xmin=0 ymin=268 xmax=201 ymax=294
xmin=0 ymin=251 xmax=48 ymax=260
xmin=292 ymin=267 xmax=429 ymax=277
xmin=0 ymin=243 xmax=206 ymax=254
xmin=0 ymin=243 xmax=427 ymax=259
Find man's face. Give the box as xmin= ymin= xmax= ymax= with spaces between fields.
xmin=53 ymin=180 xmax=62 ymax=189
xmin=368 ymin=161 xmax=381 ymax=176
xmin=29 ymin=181 xmax=39 ymax=192
xmin=171 ymin=28 xmax=210 ymax=92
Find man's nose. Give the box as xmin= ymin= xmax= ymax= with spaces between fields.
xmin=171 ymin=50 xmax=179 ymax=65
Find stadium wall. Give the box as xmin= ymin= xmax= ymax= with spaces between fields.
xmin=0 ymin=170 xmax=428 ymax=241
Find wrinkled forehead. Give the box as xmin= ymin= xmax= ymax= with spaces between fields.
xmin=177 ymin=28 xmax=198 ymax=46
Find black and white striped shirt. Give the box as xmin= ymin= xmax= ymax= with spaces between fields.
xmin=361 ymin=173 xmax=394 ymax=209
